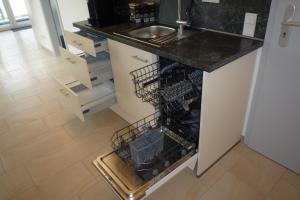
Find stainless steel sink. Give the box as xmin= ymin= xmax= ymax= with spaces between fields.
xmin=128 ymin=25 xmax=176 ymax=39
xmin=114 ymin=25 xmax=183 ymax=47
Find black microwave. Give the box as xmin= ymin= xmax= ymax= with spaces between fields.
xmin=87 ymin=0 xmax=130 ymax=27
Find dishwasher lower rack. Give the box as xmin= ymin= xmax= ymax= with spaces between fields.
xmin=111 ymin=112 xmax=196 ymax=181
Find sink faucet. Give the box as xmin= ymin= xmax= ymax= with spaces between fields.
xmin=176 ymin=0 xmax=188 ymax=38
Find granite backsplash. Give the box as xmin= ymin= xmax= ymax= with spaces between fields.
xmin=158 ymin=0 xmax=272 ymax=39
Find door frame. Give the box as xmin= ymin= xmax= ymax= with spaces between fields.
xmin=38 ymin=0 xmax=64 ymax=56
xmin=0 ymin=0 xmax=31 ymax=31
xmin=0 ymin=0 xmax=13 ymax=31
xmin=48 ymin=0 xmax=66 ymax=49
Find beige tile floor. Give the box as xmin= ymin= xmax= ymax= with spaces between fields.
xmin=0 ymin=29 xmax=299 ymax=200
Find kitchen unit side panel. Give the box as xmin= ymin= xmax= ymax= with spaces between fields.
xmin=108 ymin=39 xmax=156 ymax=123
xmin=197 ymin=50 xmax=257 ymax=175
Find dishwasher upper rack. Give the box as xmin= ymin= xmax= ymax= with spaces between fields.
xmin=129 ymin=62 xmax=160 ymax=107
xmin=130 ymin=61 xmax=203 ymax=114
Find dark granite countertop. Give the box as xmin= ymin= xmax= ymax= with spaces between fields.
xmin=73 ymin=21 xmax=263 ymax=73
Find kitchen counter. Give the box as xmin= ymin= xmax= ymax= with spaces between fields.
xmin=73 ymin=21 xmax=263 ymax=72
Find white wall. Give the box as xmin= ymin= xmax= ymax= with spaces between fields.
xmin=27 ymin=0 xmax=89 ymax=54
xmin=56 ymin=0 xmax=89 ymax=54
xmin=27 ymin=0 xmax=55 ymax=52
xmin=56 ymin=0 xmax=89 ymax=32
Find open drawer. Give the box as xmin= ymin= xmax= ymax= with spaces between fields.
xmin=64 ymin=30 xmax=108 ymax=57
xmin=55 ymin=77 xmax=116 ymax=121
xmin=59 ymin=47 xmax=113 ymax=90
xmin=93 ymin=113 xmax=198 ymax=200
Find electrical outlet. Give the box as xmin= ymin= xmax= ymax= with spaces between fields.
xmin=202 ymin=0 xmax=220 ymax=3
xmin=243 ymin=13 xmax=258 ymax=37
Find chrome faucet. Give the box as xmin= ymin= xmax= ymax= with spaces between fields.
xmin=176 ymin=0 xmax=188 ymax=38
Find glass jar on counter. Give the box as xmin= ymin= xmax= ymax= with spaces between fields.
xmin=145 ymin=2 xmax=156 ymax=23
xmin=129 ymin=2 xmax=156 ymax=24
xmin=129 ymin=3 xmax=144 ymax=24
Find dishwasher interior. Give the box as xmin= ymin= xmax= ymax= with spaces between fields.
xmin=94 ymin=57 xmax=203 ymax=200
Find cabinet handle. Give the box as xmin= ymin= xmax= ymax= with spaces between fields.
xmin=72 ymin=40 xmax=83 ymax=46
xmin=59 ymin=89 xmax=69 ymax=97
xmin=131 ymin=55 xmax=148 ymax=64
xmin=66 ymin=57 xmax=76 ymax=64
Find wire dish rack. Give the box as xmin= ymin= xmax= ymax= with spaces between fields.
xmin=130 ymin=61 xmax=203 ymax=111
xmin=160 ymin=63 xmax=202 ymax=115
xmin=130 ymin=62 xmax=160 ymax=107
xmin=111 ymin=113 xmax=195 ymax=180
xmin=115 ymin=60 xmax=203 ymax=180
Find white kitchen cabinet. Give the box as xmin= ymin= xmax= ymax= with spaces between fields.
xmin=59 ymin=47 xmax=112 ymax=89
xmin=64 ymin=30 xmax=108 ymax=57
xmin=197 ymin=50 xmax=257 ymax=175
xmin=108 ymin=39 xmax=157 ymax=123
xmin=56 ymin=31 xmax=115 ymax=121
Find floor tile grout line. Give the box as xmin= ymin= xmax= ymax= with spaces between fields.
xmin=275 ymin=169 xmax=300 ymax=194
xmin=266 ymin=167 xmax=288 ymax=197
xmin=3 ymin=100 xmax=61 ymax=130
xmin=40 ymin=110 xmax=78 ymax=132
xmin=0 ymin=121 xmax=51 ymax=154
xmin=284 ymin=180 xmax=300 ymax=193
xmin=62 ymin=122 xmax=89 ymax=142
xmin=196 ymin=171 xmax=231 ymax=200
xmin=0 ymin=153 xmax=9 ymax=173
xmin=7 ymin=186 xmax=38 ymax=200
xmin=0 ymin=127 xmax=74 ymax=172
xmin=75 ymin=193 xmax=81 ymax=200
xmin=24 ymin=164 xmax=39 ymax=187
xmin=233 ymin=146 xmax=286 ymax=197
xmin=0 ymin=120 xmax=11 ymax=136
xmin=0 ymin=156 xmax=6 ymax=175
xmin=28 ymin=159 xmax=86 ymax=186
xmin=195 ymin=144 xmax=255 ymax=199
xmin=2 ymin=104 xmax=44 ymax=124
xmin=77 ymin=160 xmax=101 ymax=200
xmin=23 ymin=135 xmax=102 ymax=185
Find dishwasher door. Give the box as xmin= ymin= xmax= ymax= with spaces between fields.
xmin=93 ymin=151 xmax=197 ymax=200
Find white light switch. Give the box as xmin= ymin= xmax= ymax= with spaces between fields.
xmin=202 ymin=0 xmax=220 ymax=3
xmin=243 ymin=13 xmax=258 ymax=37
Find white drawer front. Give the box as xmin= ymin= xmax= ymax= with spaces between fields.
xmin=82 ymin=94 xmax=116 ymax=118
xmin=54 ymin=77 xmax=85 ymax=121
xmin=55 ymin=78 xmax=116 ymax=122
xmin=110 ymin=41 xmax=155 ymax=69
xmin=59 ymin=47 xmax=93 ymax=89
xmin=108 ymin=39 xmax=157 ymax=122
xmin=90 ymin=68 xmax=113 ymax=85
xmin=64 ymin=30 xmax=107 ymax=57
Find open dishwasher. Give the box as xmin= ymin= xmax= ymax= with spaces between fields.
xmin=93 ymin=58 xmax=203 ymax=200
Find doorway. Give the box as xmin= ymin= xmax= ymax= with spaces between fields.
xmin=0 ymin=0 xmax=31 ymax=31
